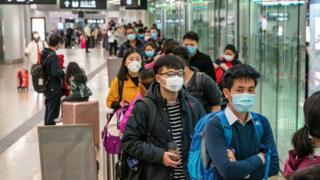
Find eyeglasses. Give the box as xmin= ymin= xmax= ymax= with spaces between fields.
xmin=159 ymin=70 xmax=184 ymax=78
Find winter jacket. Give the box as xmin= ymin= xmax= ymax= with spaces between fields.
xmin=69 ymin=78 xmax=92 ymax=99
xmin=41 ymin=48 xmax=64 ymax=98
xmin=118 ymin=39 xmax=144 ymax=58
xmin=121 ymin=83 xmax=205 ymax=180
xmin=284 ymin=149 xmax=320 ymax=178
xmin=106 ymin=77 xmax=139 ymax=109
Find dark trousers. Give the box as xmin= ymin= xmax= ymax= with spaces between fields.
xmin=86 ymin=37 xmax=90 ymax=52
xmin=109 ymin=41 xmax=117 ymax=56
xmin=44 ymin=95 xmax=61 ymax=125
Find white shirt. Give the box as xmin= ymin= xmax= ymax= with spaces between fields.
xmin=25 ymin=40 xmax=47 ymax=64
xmin=108 ymin=30 xmax=116 ymax=43
xmin=224 ymin=106 xmax=253 ymax=126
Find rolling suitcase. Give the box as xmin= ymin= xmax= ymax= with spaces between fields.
xmin=62 ymin=101 xmax=100 ymax=148
xmin=17 ymin=68 xmax=29 ymax=90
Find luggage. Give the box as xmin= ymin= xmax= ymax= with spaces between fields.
xmin=62 ymin=101 xmax=100 ymax=148
xmin=17 ymin=68 xmax=29 ymax=90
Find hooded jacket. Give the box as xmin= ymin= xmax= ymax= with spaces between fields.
xmin=121 ymin=83 xmax=205 ymax=180
xmin=284 ymin=149 xmax=320 ymax=178
xmin=41 ymin=48 xmax=64 ymax=97
xmin=118 ymin=39 xmax=144 ymax=58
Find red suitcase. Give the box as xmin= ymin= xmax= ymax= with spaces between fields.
xmin=17 ymin=68 xmax=29 ymax=90
xmin=62 ymin=101 xmax=100 ymax=148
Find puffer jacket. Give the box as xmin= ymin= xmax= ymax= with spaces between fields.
xmin=284 ymin=149 xmax=320 ymax=178
xmin=121 ymin=83 xmax=205 ymax=180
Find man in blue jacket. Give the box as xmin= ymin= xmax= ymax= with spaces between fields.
xmin=205 ymin=64 xmax=279 ymax=179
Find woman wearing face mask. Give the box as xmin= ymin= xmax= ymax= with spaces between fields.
xmin=143 ymin=41 xmax=157 ymax=64
xmin=119 ymin=68 xmax=155 ymax=133
xmin=214 ymin=44 xmax=242 ymax=87
xmin=107 ymin=48 xmax=143 ymax=110
xmin=25 ymin=31 xmax=47 ymax=65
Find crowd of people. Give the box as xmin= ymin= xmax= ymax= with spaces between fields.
xmin=25 ymin=20 xmax=320 ymax=179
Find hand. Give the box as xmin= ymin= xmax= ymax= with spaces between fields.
xmin=162 ymin=151 xmax=181 ymax=168
xmin=227 ymin=149 xmax=236 ymax=162
xmin=153 ymin=54 xmax=163 ymax=61
xmin=220 ymin=63 xmax=229 ymax=71
xmin=120 ymin=100 xmax=129 ymax=107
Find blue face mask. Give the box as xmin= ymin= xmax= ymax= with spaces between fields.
xmin=151 ymin=32 xmax=158 ymax=40
xmin=138 ymin=34 xmax=144 ymax=40
xmin=231 ymin=93 xmax=255 ymax=113
xmin=127 ymin=34 xmax=136 ymax=41
xmin=186 ymin=46 xmax=197 ymax=56
xmin=145 ymin=51 xmax=155 ymax=58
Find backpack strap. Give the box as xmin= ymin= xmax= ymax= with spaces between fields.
xmin=118 ymin=79 xmax=124 ymax=102
xmin=195 ymin=72 xmax=204 ymax=96
xmin=251 ymin=112 xmax=271 ymax=180
xmin=141 ymin=97 xmax=157 ymax=137
xmin=217 ymin=112 xmax=233 ymax=147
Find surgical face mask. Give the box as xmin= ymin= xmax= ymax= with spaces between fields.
xmin=162 ymin=76 xmax=184 ymax=92
xmin=127 ymin=60 xmax=142 ymax=73
xmin=224 ymin=55 xmax=234 ymax=62
xmin=231 ymin=93 xmax=255 ymax=113
xmin=145 ymin=51 xmax=155 ymax=58
xmin=138 ymin=34 xmax=144 ymax=40
xmin=151 ymin=32 xmax=158 ymax=40
xmin=186 ymin=46 xmax=197 ymax=57
xmin=127 ymin=34 xmax=136 ymax=41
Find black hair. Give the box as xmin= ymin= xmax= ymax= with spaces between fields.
xmin=289 ymin=165 xmax=320 ymax=180
xmin=66 ymin=62 xmax=87 ymax=84
xmin=150 ymin=26 xmax=157 ymax=30
xmin=161 ymin=39 xmax=180 ymax=54
xmin=153 ymin=55 xmax=185 ymax=74
xmin=48 ymin=34 xmax=61 ymax=47
xmin=171 ymin=46 xmax=190 ymax=65
xmin=222 ymin=64 xmax=260 ymax=90
xmin=139 ymin=69 xmax=155 ymax=81
xmin=138 ymin=28 xmax=145 ymax=34
xmin=117 ymin=48 xmax=143 ymax=81
xmin=224 ymin=44 xmax=239 ymax=60
xmin=144 ymin=41 xmax=157 ymax=50
xmin=183 ymin=31 xmax=199 ymax=42
xmin=126 ymin=26 xmax=135 ymax=33
xmin=292 ymin=91 xmax=320 ymax=158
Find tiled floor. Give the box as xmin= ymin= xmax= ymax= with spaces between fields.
xmin=0 ymin=48 xmax=111 ymax=180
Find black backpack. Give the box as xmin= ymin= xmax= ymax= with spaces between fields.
xmin=115 ymin=97 xmax=157 ymax=180
xmin=31 ymin=52 xmax=54 ymax=93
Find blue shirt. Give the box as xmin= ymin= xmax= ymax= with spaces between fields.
xmin=204 ymin=106 xmax=280 ymax=179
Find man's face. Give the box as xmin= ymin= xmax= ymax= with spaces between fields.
xmin=223 ymin=78 xmax=256 ymax=103
xmin=156 ymin=67 xmax=184 ymax=91
xmin=126 ymin=28 xmax=135 ymax=35
xmin=183 ymin=38 xmax=198 ymax=47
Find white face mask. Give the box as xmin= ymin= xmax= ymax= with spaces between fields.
xmin=127 ymin=60 xmax=142 ymax=73
xmin=163 ymin=76 xmax=184 ymax=92
xmin=224 ymin=55 xmax=234 ymax=61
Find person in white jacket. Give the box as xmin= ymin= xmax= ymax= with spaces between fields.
xmin=25 ymin=32 xmax=47 ymax=64
xmin=107 ymin=27 xmax=118 ymax=57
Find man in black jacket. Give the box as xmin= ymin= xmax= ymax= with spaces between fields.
xmin=42 ymin=34 xmax=64 ymax=125
xmin=121 ymin=55 xmax=205 ymax=180
xmin=183 ymin=31 xmax=216 ymax=82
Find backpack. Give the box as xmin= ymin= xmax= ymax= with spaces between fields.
xmin=188 ymin=111 xmax=271 ymax=180
xmin=102 ymin=79 xmax=125 ymax=154
xmin=31 ymin=52 xmax=54 ymax=93
xmin=115 ymin=97 xmax=157 ymax=180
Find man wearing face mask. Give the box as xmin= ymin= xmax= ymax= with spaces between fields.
xmin=183 ymin=31 xmax=216 ymax=82
xmin=42 ymin=34 xmax=65 ymax=125
xmin=25 ymin=31 xmax=47 ymax=65
xmin=204 ymin=64 xmax=279 ymax=179
xmin=121 ymin=55 xmax=205 ymax=180
xmin=118 ymin=26 xmax=144 ymax=58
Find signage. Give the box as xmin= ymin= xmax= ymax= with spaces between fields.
xmin=0 ymin=0 xmax=56 ymax=4
xmin=123 ymin=0 xmax=148 ymax=9
xmin=85 ymin=18 xmax=105 ymax=24
xmin=60 ymin=0 xmax=107 ymax=9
